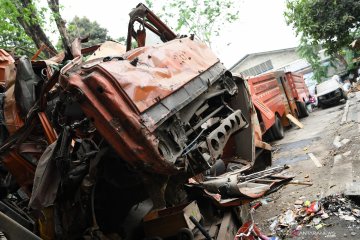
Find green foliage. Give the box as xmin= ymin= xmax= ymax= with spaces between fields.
xmin=296 ymin=39 xmax=328 ymax=83
xmin=148 ymin=0 xmax=240 ymax=47
xmin=116 ymin=36 xmax=126 ymax=45
xmin=285 ymin=0 xmax=360 ymax=55
xmin=65 ymin=16 xmax=110 ymax=47
xmin=0 ymin=0 xmax=37 ymax=55
xmin=285 ymin=0 xmax=360 ymax=82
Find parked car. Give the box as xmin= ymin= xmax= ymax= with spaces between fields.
xmin=315 ymin=78 xmax=347 ymax=108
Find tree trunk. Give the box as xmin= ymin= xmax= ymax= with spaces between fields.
xmin=13 ymin=0 xmax=57 ymax=57
xmin=47 ymin=0 xmax=72 ymax=55
xmin=335 ymin=52 xmax=348 ymax=68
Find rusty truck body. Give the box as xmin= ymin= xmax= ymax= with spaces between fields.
xmin=246 ymin=71 xmax=309 ymax=141
xmin=0 ymin=4 xmax=271 ymax=239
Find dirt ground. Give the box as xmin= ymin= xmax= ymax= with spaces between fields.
xmin=251 ymin=92 xmax=360 ymax=239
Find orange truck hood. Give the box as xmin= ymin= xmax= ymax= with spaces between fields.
xmin=83 ymin=38 xmax=220 ymax=113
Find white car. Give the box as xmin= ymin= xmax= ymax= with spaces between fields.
xmin=315 ymin=78 xmax=347 ymax=108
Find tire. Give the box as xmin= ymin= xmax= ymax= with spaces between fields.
xmin=263 ymin=128 xmax=275 ymax=142
xmin=297 ymin=101 xmax=309 ymax=118
xmin=270 ymin=115 xmax=284 ymax=140
xmin=176 ymin=228 xmax=194 ymax=240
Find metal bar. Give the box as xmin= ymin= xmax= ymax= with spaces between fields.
xmin=189 ymin=216 xmax=212 ymax=240
xmin=0 ymin=211 xmax=41 ymax=240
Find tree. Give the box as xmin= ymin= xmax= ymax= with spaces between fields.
xmin=285 ymin=0 xmax=360 ymax=81
xmin=47 ymin=0 xmax=71 ymax=53
xmin=65 ymin=16 xmax=110 ymax=47
xmin=146 ymin=0 xmax=240 ymax=47
xmin=0 ymin=0 xmax=57 ymax=57
xmin=0 ymin=6 xmax=35 ymax=55
xmin=285 ymin=0 xmax=360 ymax=55
xmin=296 ymin=39 xmax=329 ymax=82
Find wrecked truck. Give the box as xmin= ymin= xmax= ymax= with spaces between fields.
xmin=0 ymin=3 xmax=271 ymax=239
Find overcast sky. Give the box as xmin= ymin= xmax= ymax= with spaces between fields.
xmin=59 ymin=0 xmax=299 ymax=67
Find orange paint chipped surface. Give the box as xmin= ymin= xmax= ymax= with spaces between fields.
xmin=0 ymin=49 xmax=15 ymax=85
xmin=99 ymin=38 xmax=219 ymax=112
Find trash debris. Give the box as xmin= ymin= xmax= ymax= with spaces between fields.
xmin=352 ymin=209 xmax=360 ymax=217
xmin=321 ymin=212 xmax=329 ymax=219
xmin=306 ymin=201 xmax=321 ymax=214
xmin=307 ymin=152 xmax=323 ymax=167
xmin=333 ymin=135 xmax=342 ymax=148
xmin=334 ymin=154 xmax=343 ymax=163
xmin=264 ymin=194 xmax=360 ymax=238
xmin=235 ymin=221 xmax=279 ymax=240
xmin=279 ymin=209 xmax=296 ymax=225
xmin=312 ymin=217 xmax=321 ymax=225
xmin=269 ymin=219 xmax=279 ymax=232
xmin=341 ymin=138 xmax=351 ymax=145
xmin=235 ymin=204 xmax=279 ymax=240
xmin=260 ymin=197 xmax=273 ymax=205
xmin=315 ymin=223 xmax=324 ymax=230
xmin=340 ymin=215 xmax=356 ymax=221
xmin=344 ymin=151 xmax=352 ymax=157
xmin=288 ymin=180 xmax=313 ymax=186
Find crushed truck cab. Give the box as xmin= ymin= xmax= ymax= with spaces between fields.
xmin=60 ymin=37 xmax=247 ymax=175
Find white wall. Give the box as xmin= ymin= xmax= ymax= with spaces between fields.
xmin=233 ymin=50 xmax=300 ymax=75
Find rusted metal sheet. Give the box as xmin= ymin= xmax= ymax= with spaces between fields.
xmin=81 ymin=38 xmax=218 ymax=113
xmin=247 ymin=71 xmax=305 ymax=133
xmin=1 ymin=151 xmax=35 ymax=194
xmin=225 ymin=75 xmax=271 ymax=170
xmin=247 ymin=72 xmax=287 ymax=132
xmin=38 ymin=112 xmax=57 ymax=144
xmin=0 ymin=49 xmax=15 ymax=86
xmin=4 ymin=76 xmax=24 ymax=135
xmin=285 ymin=71 xmax=310 ymax=102
xmin=126 ymin=3 xmax=177 ymax=51
xmin=87 ymin=41 xmax=126 ymax=61
xmin=277 ymin=73 xmax=299 ymax=119
xmin=59 ymin=38 xmax=232 ymax=174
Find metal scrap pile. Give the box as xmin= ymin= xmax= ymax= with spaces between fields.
xmin=0 ymin=3 xmax=290 ymax=240
xmin=187 ymin=165 xmax=292 ymax=206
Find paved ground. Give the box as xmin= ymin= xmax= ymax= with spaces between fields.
xmin=252 ymin=92 xmax=360 ymax=239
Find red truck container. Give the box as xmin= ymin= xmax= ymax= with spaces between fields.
xmin=246 ymin=71 xmax=309 ymax=141
xmin=285 ymin=72 xmax=310 ymax=110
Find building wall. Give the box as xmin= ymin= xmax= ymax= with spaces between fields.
xmin=232 ymin=50 xmax=301 ymax=77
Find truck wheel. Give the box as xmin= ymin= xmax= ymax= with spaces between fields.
xmin=271 ymin=115 xmax=284 ymax=140
xmin=296 ymin=101 xmax=309 ymax=118
xmin=263 ymin=129 xmax=275 ymax=142
xmin=299 ymin=102 xmax=309 ymax=118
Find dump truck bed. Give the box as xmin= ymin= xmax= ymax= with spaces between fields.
xmin=285 ymin=72 xmax=309 ymax=103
